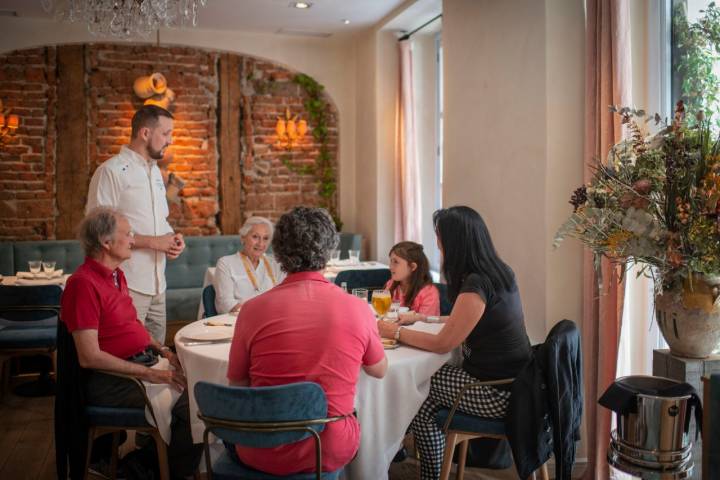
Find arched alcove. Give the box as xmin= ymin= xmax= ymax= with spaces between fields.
xmin=0 ymin=43 xmax=339 ymax=240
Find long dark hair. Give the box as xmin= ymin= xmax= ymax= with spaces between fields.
xmin=433 ymin=206 xmax=514 ymax=301
xmin=388 ymin=241 xmax=432 ymax=308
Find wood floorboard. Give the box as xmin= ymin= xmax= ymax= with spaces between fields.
xmin=0 ymin=393 xmax=44 ymax=472
xmin=0 ymin=393 xmax=54 ymax=479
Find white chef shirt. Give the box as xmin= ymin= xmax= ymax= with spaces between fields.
xmin=86 ymin=145 xmax=174 ymax=296
xmin=212 ymin=253 xmax=285 ymax=314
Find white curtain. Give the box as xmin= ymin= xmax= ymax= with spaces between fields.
xmin=395 ymin=40 xmax=422 ymax=243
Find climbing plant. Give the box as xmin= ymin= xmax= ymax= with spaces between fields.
xmin=281 ymin=73 xmax=341 ymax=230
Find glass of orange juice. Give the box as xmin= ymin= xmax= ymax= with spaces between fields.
xmin=372 ymin=289 xmax=392 ymax=318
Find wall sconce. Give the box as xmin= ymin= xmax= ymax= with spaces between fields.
xmin=275 ymin=108 xmax=307 ymax=150
xmin=134 ymin=72 xmax=176 ymax=111
xmin=0 ymin=99 xmax=19 ymax=141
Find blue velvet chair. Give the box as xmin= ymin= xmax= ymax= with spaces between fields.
xmin=337 ymin=233 xmax=362 ymax=260
xmin=434 ymin=283 xmax=453 ymax=316
xmin=333 ymin=269 xmax=391 ymax=293
xmin=0 ymin=285 xmax=61 ymax=394
xmin=203 ymin=285 xmax=218 ymax=318
xmin=194 ymin=381 xmax=347 ymax=480
xmin=703 ymin=373 xmax=720 ymax=480
xmin=435 ymin=378 xmax=549 ymax=480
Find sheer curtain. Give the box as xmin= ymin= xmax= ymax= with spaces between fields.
xmin=395 ymin=39 xmax=422 ymax=243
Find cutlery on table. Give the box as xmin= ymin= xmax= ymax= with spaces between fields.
xmin=203 ymin=321 xmax=233 ymax=327
xmin=183 ymin=339 xmax=232 ymax=347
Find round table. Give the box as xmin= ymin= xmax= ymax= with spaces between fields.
xmin=175 ymin=314 xmax=452 ymax=480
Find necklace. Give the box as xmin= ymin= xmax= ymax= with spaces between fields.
xmin=239 ymin=253 xmax=277 ymax=292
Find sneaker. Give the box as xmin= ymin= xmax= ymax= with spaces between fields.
xmin=88 ymin=458 xmax=126 ymax=480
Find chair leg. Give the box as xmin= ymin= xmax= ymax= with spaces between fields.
xmin=539 ymin=462 xmax=549 ymax=480
xmin=439 ymin=432 xmax=458 ymax=480
xmin=456 ymin=440 xmax=469 ymax=480
xmin=50 ymin=350 xmax=57 ymax=382
xmin=110 ymin=431 xmax=120 ymax=480
xmin=150 ymin=430 xmax=170 ymax=480
xmin=84 ymin=427 xmax=96 ymax=480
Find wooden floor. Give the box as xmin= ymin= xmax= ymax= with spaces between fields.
xmin=0 ymin=380 xmax=582 ymax=480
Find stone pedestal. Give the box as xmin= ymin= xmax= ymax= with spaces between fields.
xmin=652 ymin=349 xmax=720 ymax=479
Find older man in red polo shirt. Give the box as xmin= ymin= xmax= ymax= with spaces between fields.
xmin=61 ymin=207 xmax=201 ymax=477
xmin=227 ymin=207 xmax=388 ymax=476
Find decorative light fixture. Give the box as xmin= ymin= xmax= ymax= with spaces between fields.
xmin=40 ymin=0 xmax=209 ymax=38
xmin=291 ymin=2 xmax=312 ymax=9
xmin=275 ymin=108 xmax=308 ymax=150
xmin=134 ymin=72 xmax=176 ymax=110
xmin=0 ymin=99 xmax=19 ymax=141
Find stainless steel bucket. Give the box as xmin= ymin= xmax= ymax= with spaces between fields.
xmin=616 ymin=382 xmax=691 ymax=453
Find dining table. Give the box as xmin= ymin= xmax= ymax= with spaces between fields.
xmin=175 ymin=313 xmax=453 ymax=480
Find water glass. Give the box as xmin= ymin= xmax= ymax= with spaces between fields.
xmin=43 ymin=261 xmax=56 ymax=276
xmin=349 ymin=249 xmax=360 ymax=264
xmin=330 ymin=249 xmax=341 ymax=264
xmin=28 ymin=260 xmax=42 ymax=276
xmin=352 ymin=288 xmax=369 ymax=302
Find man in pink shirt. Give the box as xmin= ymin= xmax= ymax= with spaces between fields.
xmin=227 ymin=207 xmax=387 ymax=476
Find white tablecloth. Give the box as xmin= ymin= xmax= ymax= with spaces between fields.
xmin=196 ymin=262 xmax=390 ymax=319
xmin=175 ymin=316 xmax=450 ymax=480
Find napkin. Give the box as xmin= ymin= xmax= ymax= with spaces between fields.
xmin=15 ymin=276 xmax=66 ymax=286
xmin=17 ymin=269 xmax=64 ymax=279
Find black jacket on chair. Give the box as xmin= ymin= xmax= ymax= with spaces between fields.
xmin=54 ymin=321 xmax=89 ymax=479
xmin=505 ymin=319 xmax=583 ymax=480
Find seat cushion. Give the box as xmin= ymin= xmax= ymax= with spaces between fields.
xmin=166 ymin=287 xmax=201 ymax=322
xmin=0 ymin=325 xmax=56 ymax=348
xmin=435 ymin=409 xmax=506 ymax=436
xmin=85 ymin=405 xmax=149 ymax=428
xmin=212 ymin=450 xmax=342 ymax=480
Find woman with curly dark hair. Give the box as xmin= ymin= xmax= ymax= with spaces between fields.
xmin=377 ymin=206 xmax=531 ymax=480
xmin=226 ymin=206 xmax=387 ymax=476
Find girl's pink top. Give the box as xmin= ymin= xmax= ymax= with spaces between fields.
xmin=384 ymin=280 xmax=440 ymax=316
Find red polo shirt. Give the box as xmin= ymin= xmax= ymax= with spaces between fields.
xmin=61 ymin=257 xmax=152 ymax=359
xmin=227 ymin=271 xmax=385 ymax=475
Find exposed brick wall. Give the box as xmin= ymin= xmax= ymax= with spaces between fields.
xmin=0 ymin=44 xmax=338 ymax=240
xmin=0 ymin=47 xmax=57 ymax=240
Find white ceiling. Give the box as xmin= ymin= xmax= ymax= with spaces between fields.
xmin=0 ymin=0 xmax=418 ymax=36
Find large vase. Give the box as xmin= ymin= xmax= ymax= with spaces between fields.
xmin=655 ymin=277 xmax=720 ymax=358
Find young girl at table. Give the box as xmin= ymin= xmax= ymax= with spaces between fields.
xmin=383 ymin=241 xmax=440 ymax=318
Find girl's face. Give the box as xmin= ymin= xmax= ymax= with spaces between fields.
xmin=389 ymin=252 xmax=417 ymax=284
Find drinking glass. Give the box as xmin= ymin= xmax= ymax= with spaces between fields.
xmin=372 ymin=289 xmax=392 ymax=318
xmin=352 ymin=288 xmax=369 ymax=302
xmin=349 ymin=249 xmax=360 ymax=264
xmin=28 ymin=260 xmax=42 ymax=276
xmin=330 ymin=249 xmax=341 ymax=264
xmin=42 ymin=261 xmax=56 ymax=277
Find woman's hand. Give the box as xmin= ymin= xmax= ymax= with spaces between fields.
xmin=229 ymin=302 xmax=244 ymax=314
xmin=398 ymin=312 xmax=425 ymax=325
xmin=377 ymin=319 xmax=400 ymax=339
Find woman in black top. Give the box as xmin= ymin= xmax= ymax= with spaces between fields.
xmin=378 ymin=206 xmax=531 ymax=480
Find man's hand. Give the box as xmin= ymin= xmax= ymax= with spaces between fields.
xmin=150 ymin=233 xmax=178 ymax=254
xmin=167 ymin=233 xmax=185 ymax=259
xmin=143 ymin=367 xmax=187 ymax=392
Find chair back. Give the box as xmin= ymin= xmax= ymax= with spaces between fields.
xmin=334 ymin=269 xmax=390 ymax=292
xmin=338 ymin=233 xmax=362 ymax=260
xmin=202 ymin=285 xmax=217 ymax=318
xmin=705 ymin=373 xmax=720 ymax=479
xmin=434 ymin=283 xmax=453 ymax=316
xmin=0 ymin=285 xmax=62 ymax=322
xmin=194 ymin=381 xmax=329 ymax=448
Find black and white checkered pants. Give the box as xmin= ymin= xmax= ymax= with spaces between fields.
xmin=409 ymin=364 xmax=511 ymax=480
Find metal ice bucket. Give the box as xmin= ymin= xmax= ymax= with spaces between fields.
xmin=616 ymin=378 xmax=691 ymax=452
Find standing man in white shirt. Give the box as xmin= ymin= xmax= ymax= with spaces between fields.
xmin=86 ymin=105 xmax=185 ymax=344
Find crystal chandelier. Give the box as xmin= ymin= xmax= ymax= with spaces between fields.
xmin=41 ymin=0 xmax=209 ymax=38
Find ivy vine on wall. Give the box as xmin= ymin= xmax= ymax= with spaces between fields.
xmin=281 ymin=74 xmax=342 ymax=230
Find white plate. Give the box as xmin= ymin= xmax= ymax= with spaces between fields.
xmin=182 ymin=327 xmax=234 ymax=342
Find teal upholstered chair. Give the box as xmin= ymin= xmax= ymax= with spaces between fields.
xmin=202 ymin=285 xmax=218 ymax=318
xmin=434 ymin=283 xmax=453 ymax=316
xmin=703 ymin=373 xmax=720 ymax=480
xmin=337 ymin=233 xmax=362 ymax=260
xmin=0 ymin=285 xmax=61 ymax=394
xmin=333 ymin=269 xmax=390 ymax=293
xmin=194 ymin=381 xmax=347 ymax=479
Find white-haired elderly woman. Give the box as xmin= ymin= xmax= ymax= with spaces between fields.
xmin=213 ymin=216 xmax=285 ymax=314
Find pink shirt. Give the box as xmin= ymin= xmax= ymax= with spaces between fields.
xmin=227 ymin=271 xmax=385 ymax=475
xmin=384 ymin=280 xmax=440 ymax=316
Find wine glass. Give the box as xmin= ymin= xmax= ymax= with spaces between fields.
xmin=372 ymin=290 xmax=392 ymax=318
xmin=28 ymin=260 xmax=42 ymax=277
xmin=43 ymin=261 xmax=56 ymax=277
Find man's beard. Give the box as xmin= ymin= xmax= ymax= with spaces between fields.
xmin=148 ymin=144 xmax=167 ymax=160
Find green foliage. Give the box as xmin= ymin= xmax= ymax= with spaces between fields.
xmin=280 ymin=73 xmax=342 ymax=230
xmin=673 ymin=1 xmax=720 ymax=125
